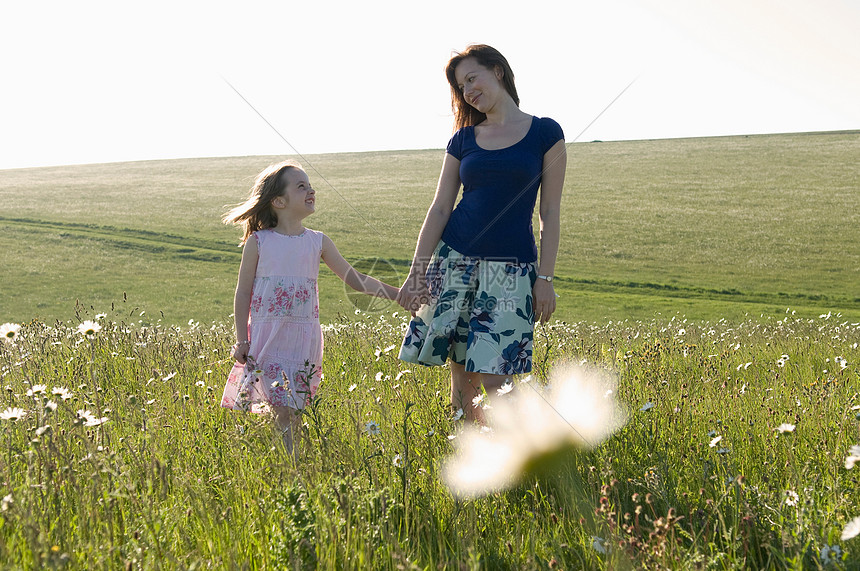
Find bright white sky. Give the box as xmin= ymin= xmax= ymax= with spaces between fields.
xmin=1 ymin=0 xmax=858 ymax=170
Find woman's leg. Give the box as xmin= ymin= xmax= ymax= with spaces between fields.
xmin=272 ymin=405 xmax=302 ymax=455
xmin=450 ymin=362 xmax=510 ymax=423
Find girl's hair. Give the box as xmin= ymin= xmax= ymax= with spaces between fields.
xmin=445 ymin=44 xmax=520 ymax=131
xmin=223 ymin=159 xmax=303 ymax=245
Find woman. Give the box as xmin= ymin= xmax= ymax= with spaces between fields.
xmin=397 ymin=44 xmax=566 ymax=422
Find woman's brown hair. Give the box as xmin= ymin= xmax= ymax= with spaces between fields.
xmin=223 ymin=159 xmax=303 ymax=245
xmin=445 ymin=44 xmax=520 ymax=131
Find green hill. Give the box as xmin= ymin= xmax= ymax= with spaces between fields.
xmin=1 ymin=131 xmax=858 ymax=326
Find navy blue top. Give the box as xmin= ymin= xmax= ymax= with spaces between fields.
xmin=441 ymin=116 xmax=564 ymax=263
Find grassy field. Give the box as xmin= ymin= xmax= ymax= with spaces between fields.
xmin=1 ymin=130 xmax=858 ymax=326
xmin=0 ymin=311 xmax=858 ymax=569
xmin=1 ymin=132 xmax=859 ymax=569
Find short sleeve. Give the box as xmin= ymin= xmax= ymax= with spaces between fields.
xmin=445 ymin=128 xmax=467 ymax=160
xmin=538 ymin=117 xmax=564 ymax=155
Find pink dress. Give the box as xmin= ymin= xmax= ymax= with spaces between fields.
xmin=221 ymin=228 xmax=323 ymax=412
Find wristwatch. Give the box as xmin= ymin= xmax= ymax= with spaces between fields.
xmin=537 ymin=275 xmax=553 ymax=282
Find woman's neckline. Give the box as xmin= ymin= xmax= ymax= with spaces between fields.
xmin=472 ymin=115 xmax=536 ymax=151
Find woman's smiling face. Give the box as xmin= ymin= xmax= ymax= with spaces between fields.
xmin=454 ymin=57 xmax=504 ymax=113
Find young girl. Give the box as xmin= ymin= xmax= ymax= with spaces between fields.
xmin=220 ymin=159 xmax=399 ymax=453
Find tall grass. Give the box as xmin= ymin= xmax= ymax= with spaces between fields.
xmin=1 ymin=306 xmax=858 ymax=569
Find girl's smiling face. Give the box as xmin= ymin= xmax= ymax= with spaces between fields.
xmin=454 ymin=57 xmax=504 ymax=113
xmin=273 ymin=167 xmax=315 ymax=215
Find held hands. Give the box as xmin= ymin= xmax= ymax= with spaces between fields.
xmin=396 ymin=270 xmax=430 ymax=317
xmin=532 ymin=279 xmax=557 ymax=323
xmin=232 ymin=341 xmax=250 ymax=364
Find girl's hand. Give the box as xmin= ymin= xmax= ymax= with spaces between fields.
xmin=232 ymin=341 xmax=250 ymax=364
xmin=532 ymin=279 xmax=557 ymax=323
xmin=396 ymin=271 xmax=430 ymax=316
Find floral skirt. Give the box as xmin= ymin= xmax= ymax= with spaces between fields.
xmin=398 ymin=241 xmax=537 ymax=375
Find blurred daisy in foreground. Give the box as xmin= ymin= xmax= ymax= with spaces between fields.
xmin=1 ymin=323 xmax=22 ymax=343
xmin=442 ymin=365 xmax=627 ymax=498
xmin=842 ymin=516 xmax=860 ymax=541
xmin=844 ymin=445 xmax=860 ymax=469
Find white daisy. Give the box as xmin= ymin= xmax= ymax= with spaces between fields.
xmin=76 ymin=320 xmax=102 ymax=338
xmin=640 ymin=401 xmax=654 ymax=412
xmin=785 ymin=490 xmax=799 ymax=507
xmin=51 ymin=387 xmax=73 ymax=401
xmin=26 ymin=384 xmax=47 ymax=397
xmin=0 ymin=407 xmax=26 ymax=422
xmin=709 ymin=435 xmax=722 ymax=448
xmin=842 ymin=516 xmax=860 ymax=541
xmin=364 ymin=421 xmax=381 ymax=436
xmin=442 ymin=364 xmax=626 ymax=498
xmin=0 ymin=323 xmax=22 ymax=343
xmin=775 ymin=423 xmax=796 ymax=434
xmin=844 ymin=445 xmax=860 ymax=469
xmin=392 ymin=454 xmax=403 ymax=468
xmin=496 ymin=381 xmax=514 ymax=396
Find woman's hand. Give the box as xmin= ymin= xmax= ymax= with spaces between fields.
xmin=532 ymin=279 xmax=557 ymax=323
xmin=396 ymin=270 xmax=430 ymax=316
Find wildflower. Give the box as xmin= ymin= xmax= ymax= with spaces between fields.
xmin=592 ymin=536 xmax=607 ymax=554
xmin=844 ymin=445 xmax=860 ymax=469
xmin=709 ymin=435 xmax=722 ymax=448
xmin=472 ymin=393 xmax=486 ymax=408
xmin=785 ymin=490 xmax=799 ymax=507
xmin=842 ymin=516 xmax=860 ymax=540
xmin=640 ymin=401 xmax=654 ymax=412
xmin=716 ymin=448 xmax=730 ymax=455
xmin=26 ymin=384 xmax=47 ymax=397
xmin=775 ymin=423 xmax=795 ymax=434
xmin=76 ymin=320 xmax=102 ymax=338
xmin=394 ymin=370 xmax=411 ymax=381
xmin=497 ymin=380 xmax=514 ymax=396
xmin=44 ymin=401 xmax=58 ymax=413
xmin=0 ymin=323 xmax=21 ymax=343
xmin=375 ymin=371 xmax=384 ymax=382
xmin=364 ymin=421 xmax=381 ymax=436
xmin=95 ymin=313 xmax=107 ymax=320
xmin=85 ymin=415 xmax=108 ymax=427
xmin=0 ymin=407 xmax=26 ymax=422
xmin=393 ymin=454 xmax=403 ymax=468
xmin=35 ymin=425 xmax=51 ymax=437
xmin=1 ymin=494 xmax=12 ymax=512
xmin=776 ymin=354 xmax=789 ymax=367
xmin=442 ymin=364 xmax=626 ymax=498
xmin=162 ymin=372 xmax=177 ymax=381
xmin=821 ymin=544 xmax=843 ymax=565
xmin=451 ymin=408 xmax=465 ymax=421
xmin=348 ymin=383 xmax=358 ymax=392
xmin=52 ymin=387 xmax=73 ymax=400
